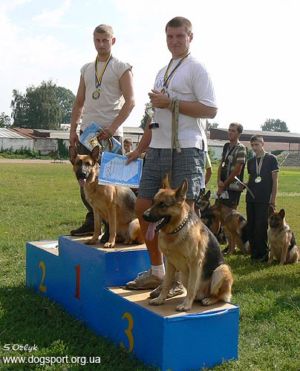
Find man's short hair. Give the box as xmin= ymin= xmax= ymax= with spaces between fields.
xmin=94 ymin=24 xmax=114 ymax=36
xmin=250 ymin=135 xmax=264 ymax=143
xmin=229 ymin=122 xmax=243 ymax=134
xmin=165 ymin=16 xmax=192 ymax=34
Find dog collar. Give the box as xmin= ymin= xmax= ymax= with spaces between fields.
xmin=167 ymin=211 xmax=193 ymax=235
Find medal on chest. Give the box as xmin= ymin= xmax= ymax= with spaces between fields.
xmin=93 ymin=55 xmax=112 ymax=100
xmin=254 ymin=176 xmax=262 ymax=183
xmin=92 ymin=88 xmax=101 ymax=100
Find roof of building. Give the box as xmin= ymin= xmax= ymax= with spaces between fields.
xmin=210 ymin=128 xmax=300 ymax=143
xmin=0 ymin=128 xmax=28 ymax=139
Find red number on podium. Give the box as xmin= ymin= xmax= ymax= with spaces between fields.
xmin=75 ymin=265 xmax=81 ymax=299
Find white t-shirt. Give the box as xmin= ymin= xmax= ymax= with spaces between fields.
xmin=80 ymin=56 xmax=132 ymax=136
xmin=150 ymin=55 xmax=217 ymax=149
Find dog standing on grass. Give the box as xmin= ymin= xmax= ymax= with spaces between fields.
xmin=197 ymin=190 xmax=249 ymax=254
xmin=268 ymin=208 xmax=299 ymax=264
xmin=143 ymin=176 xmax=233 ymax=312
xmin=69 ymin=146 xmax=144 ymax=248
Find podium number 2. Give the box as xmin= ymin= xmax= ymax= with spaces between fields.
xmin=38 ymin=261 xmax=47 ymax=293
xmin=120 ymin=312 xmax=134 ymax=352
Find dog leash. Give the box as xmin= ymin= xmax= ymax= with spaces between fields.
xmin=167 ymin=98 xmax=181 ymax=187
xmin=170 ymin=99 xmax=181 ymax=154
xmin=234 ymin=176 xmax=255 ymax=199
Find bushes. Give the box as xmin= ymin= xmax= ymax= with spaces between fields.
xmin=0 ymin=147 xmax=41 ymax=159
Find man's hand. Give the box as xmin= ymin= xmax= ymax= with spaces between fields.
xmin=69 ymin=131 xmax=79 ymax=148
xmin=126 ymin=149 xmax=141 ymax=164
xmin=217 ymin=180 xmax=225 ymax=195
xmin=98 ymin=127 xmax=114 ymax=141
xmin=148 ymin=89 xmax=170 ymax=109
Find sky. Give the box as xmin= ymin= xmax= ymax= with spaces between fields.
xmin=1 ymin=0 xmax=299 ymax=133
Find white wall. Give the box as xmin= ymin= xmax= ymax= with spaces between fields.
xmin=0 ymin=138 xmax=33 ymax=151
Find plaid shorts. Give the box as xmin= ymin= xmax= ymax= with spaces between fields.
xmin=138 ymin=148 xmax=205 ymax=200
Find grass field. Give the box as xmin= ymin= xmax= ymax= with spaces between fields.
xmin=0 ymin=162 xmax=299 ymax=370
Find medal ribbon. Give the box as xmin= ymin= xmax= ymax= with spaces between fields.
xmin=224 ymin=144 xmax=236 ymax=178
xmin=95 ymin=54 xmax=112 ymax=88
xmin=163 ymin=53 xmax=190 ymax=89
xmin=255 ymin=153 xmax=265 ymax=177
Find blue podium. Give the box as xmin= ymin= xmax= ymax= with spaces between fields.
xmin=26 ymin=236 xmax=239 ymax=370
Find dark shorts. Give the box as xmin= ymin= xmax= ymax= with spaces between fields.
xmin=138 ymin=148 xmax=205 ymax=200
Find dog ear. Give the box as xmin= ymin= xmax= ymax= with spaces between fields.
xmin=279 ymin=209 xmax=285 ymax=219
xmin=268 ymin=205 xmax=275 ymax=216
xmin=205 ymin=190 xmax=211 ymax=200
xmin=91 ymin=145 xmax=100 ymax=163
xmin=175 ymin=179 xmax=188 ymax=202
xmin=162 ymin=173 xmax=171 ymax=189
xmin=69 ymin=146 xmax=77 ymax=165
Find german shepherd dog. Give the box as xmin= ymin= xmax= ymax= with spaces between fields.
xmin=268 ymin=208 xmax=299 ymax=264
xmin=197 ymin=191 xmax=249 ymax=254
xmin=196 ymin=190 xmax=227 ymax=244
xmin=143 ymin=177 xmax=233 ymax=312
xmin=69 ymin=146 xmax=144 ymax=248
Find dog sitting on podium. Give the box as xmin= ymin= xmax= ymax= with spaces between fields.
xmin=69 ymin=145 xmax=144 ymax=248
xmin=143 ymin=176 xmax=233 ymax=312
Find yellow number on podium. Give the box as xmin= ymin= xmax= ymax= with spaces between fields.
xmin=120 ymin=312 xmax=134 ymax=352
xmin=38 ymin=261 xmax=47 ymax=293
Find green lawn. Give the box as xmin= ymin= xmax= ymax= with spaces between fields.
xmin=0 ymin=162 xmax=299 ymax=370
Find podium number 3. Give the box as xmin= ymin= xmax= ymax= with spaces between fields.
xmin=38 ymin=261 xmax=47 ymax=293
xmin=120 ymin=312 xmax=134 ymax=352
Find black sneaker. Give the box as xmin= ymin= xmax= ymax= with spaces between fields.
xmin=70 ymin=222 xmax=94 ymax=236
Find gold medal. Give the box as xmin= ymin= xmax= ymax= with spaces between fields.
xmin=255 ymin=176 xmax=262 ymax=183
xmin=93 ymin=54 xmax=112 ymax=100
xmin=92 ymin=89 xmax=101 ymax=100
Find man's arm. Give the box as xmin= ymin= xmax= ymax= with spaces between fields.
xmin=100 ymin=70 xmax=135 ymax=139
xmin=270 ymin=171 xmax=279 ymax=206
xmin=205 ymin=167 xmax=212 ymax=185
xmin=126 ymin=120 xmax=152 ymax=163
xmin=69 ymin=76 xmax=85 ymax=147
xmin=149 ymin=90 xmax=217 ymax=119
xmin=217 ymin=163 xmax=244 ymax=194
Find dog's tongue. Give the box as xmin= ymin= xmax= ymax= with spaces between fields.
xmin=146 ymin=222 xmax=157 ymax=241
xmin=78 ymin=179 xmax=86 ymax=187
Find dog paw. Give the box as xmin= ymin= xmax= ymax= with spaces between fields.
xmin=176 ymin=303 xmax=191 ymax=312
xmin=104 ymin=242 xmax=115 ymax=248
xmin=149 ymin=297 xmax=164 ymax=306
xmin=201 ymin=297 xmax=217 ymax=306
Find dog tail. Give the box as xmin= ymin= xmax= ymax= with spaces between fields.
xmin=210 ymin=264 xmax=233 ymax=302
xmin=240 ymin=220 xmax=248 ymax=243
xmin=239 ymin=218 xmax=250 ymax=253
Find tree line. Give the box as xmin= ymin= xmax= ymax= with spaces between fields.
xmin=0 ymin=80 xmax=75 ymax=129
xmin=0 ymin=80 xmax=290 ymax=132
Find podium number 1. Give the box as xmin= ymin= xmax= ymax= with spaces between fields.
xmin=38 ymin=261 xmax=47 ymax=293
xmin=120 ymin=312 xmax=134 ymax=352
xmin=75 ymin=265 xmax=81 ymax=299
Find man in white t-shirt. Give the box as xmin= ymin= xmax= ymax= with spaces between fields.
xmin=69 ymin=24 xmax=134 ymax=236
xmin=126 ymin=17 xmax=217 ymax=293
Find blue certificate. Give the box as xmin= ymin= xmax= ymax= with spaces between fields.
xmin=99 ymin=152 xmax=143 ymax=188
